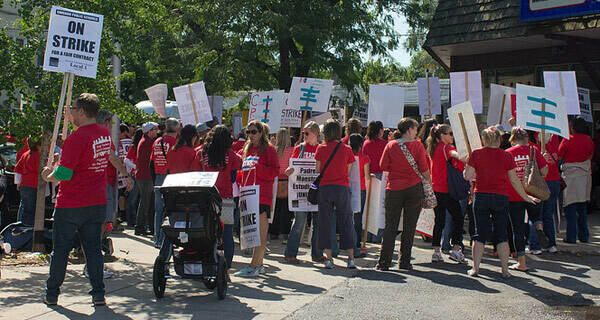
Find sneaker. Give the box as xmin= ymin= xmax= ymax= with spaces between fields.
xmin=431 ymin=252 xmax=444 ymax=262
xmin=43 ymin=296 xmax=58 ymax=306
xmin=467 ymin=268 xmax=479 ymax=277
xmin=234 ymin=266 xmax=260 ymax=278
xmin=347 ymin=260 xmax=357 ymax=269
xmin=536 ymin=229 xmax=550 ymax=249
xmin=531 ymin=249 xmax=542 ymax=255
xmin=449 ymin=250 xmax=467 ymax=264
xmin=548 ymin=246 xmax=558 ymax=253
xmin=441 ymin=249 xmax=450 ymax=255
xmin=324 ymin=259 xmax=335 ymax=269
xmin=257 ymin=265 xmax=266 ymax=274
xmin=83 ymin=266 xmax=113 ymax=279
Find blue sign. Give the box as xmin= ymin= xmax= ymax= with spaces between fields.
xmin=521 ymin=0 xmax=600 ymax=22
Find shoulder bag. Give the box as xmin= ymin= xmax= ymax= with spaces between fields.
xmin=524 ymin=146 xmax=550 ymax=201
xmin=397 ymin=140 xmax=437 ymax=209
xmin=444 ymin=145 xmax=470 ymax=201
xmin=307 ymin=142 xmax=342 ymax=205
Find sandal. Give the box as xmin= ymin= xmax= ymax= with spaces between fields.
xmin=508 ymin=264 xmax=529 ymax=272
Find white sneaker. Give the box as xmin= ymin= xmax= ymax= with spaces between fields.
xmin=324 ymin=259 xmax=335 ymax=269
xmin=432 ymin=252 xmax=444 ymax=262
xmin=449 ymin=250 xmax=467 ymax=264
xmin=83 ymin=266 xmax=112 ymax=279
xmin=548 ymin=246 xmax=558 ymax=253
xmin=234 ymin=266 xmax=261 ymax=278
xmin=531 ymin=249 xmax=543 ymax=255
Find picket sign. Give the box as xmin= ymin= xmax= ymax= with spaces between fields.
xmin=418 ymin=76 xmax=441 ymax=116
xmin=448 ymin=101 xmax=481 ymax=158
xmin=450 ymin=71 xmax=483 ymax=114
xmin=415 ymin=208 xmax=435 ymax=238
xmin=144 ymin=83 xmax=168 ymax=118
xmin=487 ymin=84 xmax=515 ymax=129
xmin=543 ymin=71 xmax=579 ymax=115
xmin=239 ymin=185 xmax=261 ymax=250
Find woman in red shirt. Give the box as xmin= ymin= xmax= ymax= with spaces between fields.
xmin=362 ymin=121 xmax=386 ymax=243
xmin=376 ymin=118 xmax=430 ymax=271
xmin=234 ymin=121 xmax=279 ymax=277
xmin=464 ymin=127 xmax=538 ymax=278
xmin=425 ymin=124 xmax=467 ymax=264
xmin=14 ymin=138 xmax=41 ymax=226
xmin=271 ymin=128 xmax=294 ymax=240
xmin=315 ymin=119 xmax=357 ymax=269
xmin=167 ymin=125 xmax=198 ymax=174
xmin=125 ymin=128 xmax=143 ymax=227
xmin=558 ymin=116 xmax=593 ymax=243
xmin=349 ymin=133 xmax=370 ymax=257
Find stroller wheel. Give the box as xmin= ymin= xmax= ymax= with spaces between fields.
xmin=203 ymin=279 xmax=217 ymax=290
xmin=153 ymin=256 xmax=167 ymax=298
xmin=216 ymin=256 xmax=227 ymax=300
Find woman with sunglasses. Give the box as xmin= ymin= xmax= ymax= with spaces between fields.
xmin=425 ymin=124 xmax=467 ymax=264
xmin=234 ymin=121 xmax=280 ymax=278
xmin=284 ymin=121 xmax=325 ymax=264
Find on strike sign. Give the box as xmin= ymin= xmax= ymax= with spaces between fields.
xmin=43 ymin=6 xmax=104 ymax=79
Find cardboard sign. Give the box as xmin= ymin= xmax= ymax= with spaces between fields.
xmin=288 ymin=158 xmax=319 ymax=212
xmin=161 ymin=172 xmax=219 ymax=188
xmin=578 ymin=87 xmax=593 ymax=123
xmin=448 ymin=101 xmax=482 ymax=158
xmin=288 ymin=77 xmax=334 ymax=112
xmin=280 ymin=109 xmax=302 ymax=128
xmin=248 ymin=90 xmax=285 ymax=131
xmin=349 ymin=156 xmax=361 ymax=213
xmin=208 ymin=96 xmax=224 ymax=124
xmin=173 ymin=81 xmax=213 ymax=126
xmin=450 ymin=71 xmax=483 ymax=114
xmin=233 ymin=112 xmax=243 ymax=136
xmin=418 ymin=77 xmax=441 ymax=116
xmin=516 ymin=84 xmax=569 ymax=139
xmin=416 ymin=208 xmax=435 ymax=238
xmin=144 ymin=84 xmax=168 ymax=118
xmin=368 ymin=84 xmax=405 ymax=129
xmin=487 ymin=84 xmax=516 ymax=129
xmin=239 ymin=185 xmax=261 ymax=250
xmin=353 ymin=102 xmax=368 ymax=127
xmin=43 ymin=6 xmax=104 ymax=78
xmin=362 ymin=173 xmax=401 ymax=233
xmin=543 ymin=71 xmax=580 ymax=115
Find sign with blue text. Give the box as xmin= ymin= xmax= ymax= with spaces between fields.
xmin=288 ymin=77 xmax=334 ymax=112
xmin=520 ymin=0 xmax=600 ymax=22
xmin=516 ymin=84 xmax=569 ymax=139
xmin=248 ymin=90 xmax=285 ymax=131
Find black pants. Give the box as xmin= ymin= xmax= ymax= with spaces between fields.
xmin=432 ymin=192 xmax=463 ymax=247
xmin=508 ymin=201 xmax=541 ymax=256
xmin=270 ymin=198 xmax=292 ymax=236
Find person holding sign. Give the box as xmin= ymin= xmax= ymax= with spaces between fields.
xmin=376 ymin=118 xmax=430 ymax=271
xmin=284 ymin=121 xmax=325 ymax=264
xmin=463 ymin=127 xmax=539 ymax=279
xmin=234 ymin=121 xmax=279 ymax=277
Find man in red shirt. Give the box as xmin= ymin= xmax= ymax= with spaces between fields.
xmin=41 ymin=93 xmax=112 ymax=306
xmin=14 ymin=138 xmax=41 ymax=226
xmin=151 ymin=118 xmax=180 ymax=247
xmin=135 ymin=122 xmax=159 ymax=236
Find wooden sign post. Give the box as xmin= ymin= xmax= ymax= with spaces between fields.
xmin=458 ymin=113 xmax=472 ymax=155
xmin=188 ymin=84 xmax=200 ymax=124
xmin=362 ymin=175 xmax=373 ymax=248
xmin=540 ymin=101 xmax=546 ymax=153
xmin=448 ymin=101 xmax=482 ymax=159
xmin=498 ymin=94 xmax=506 ymax=126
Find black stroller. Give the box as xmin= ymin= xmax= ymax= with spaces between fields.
xmin=152 ymin=173 xmax=227 ymax=300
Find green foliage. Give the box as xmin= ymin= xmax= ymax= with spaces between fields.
xmin=400 ymin=0 xmax=438 ymax=53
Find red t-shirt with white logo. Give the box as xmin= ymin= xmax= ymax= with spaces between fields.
xmin=56 ymin=124 xmax=111 ymax=208
xmin=151 ymin=135 xmax=176 ymax=175
xmin=506 ymin=145 xmax=547 ymax=202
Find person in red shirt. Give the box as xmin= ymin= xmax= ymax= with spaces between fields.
xmin=505 ymin=127 xmax=548 ymax=271
xmin=425 ymin=124 xmax=467 ymax=264
xmin=376 ymin=118 xmax=430 ymax=271
xmin=348 ymin=133 xmax=370 ymax=257
xmin=314 ymin=119 xmax=356 ymax=269
xmin=125 ymin=128 xmax=143 ymax=227
xmin=231 ymin=131 xmax=246 ymax=153
xmin=14 ymin=138 xmax=41 ymax=226
xmin=41 ymin=93 xmax=112 ymax=306
xmin=464 ymin=126 xmax=538 ymax=279
xmin=134 ymin=122 xmax=159 ymax=236
xmin=362 ymin=121 xmax=386 ymax=177
xmin=269 ymin=128 xmax=294 ymax=241
xmin=234 ymin=120 xmax=279 ymax=277
xmin=558 ymin=116 xmax=593 ymax=243
xmin=167 ymin=125 xmax=198 ymax=174
xmin=341 ymin=118 xmax=362 ymax=145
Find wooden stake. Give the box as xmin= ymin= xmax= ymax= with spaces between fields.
xmin=558 ymin=72 xmax=565 ymax=96
xmin=46 ymin=73 xmax=70 ymax=167
xmin=32 ymin=134 xmax=50 ymax=252
xmin=426 ymin=73 xmax=432 ymax=117
xmin=362 ymin=175 xmax=373 ymax=248
xmin=61 ymin=73 xmax=75 ymax=139
xmin=541 ymin=102 xmax=546 ymax=153
xmin=188 ymin=84 xmax=199 ymax=124
xmin=498 ymin=94 xmax=506 ymax=125
xmin=465 ymin=72 xmax=470 ymax=101
xmin=458 ymin=113 xmax=472 ymax=155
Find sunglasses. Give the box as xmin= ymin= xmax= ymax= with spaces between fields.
xmin=444 ymin=131 xmax=454 ymax=136
xmin=247 ymin=129 xmax=259 ymax=135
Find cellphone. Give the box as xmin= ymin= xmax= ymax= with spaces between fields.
xmin=529 ymin=0 xmax=585 ymax=11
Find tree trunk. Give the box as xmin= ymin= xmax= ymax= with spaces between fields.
xmin=32 ymin=133 xmax=50 ymax=252
xmin=278 ymin=37 xmax=292 ymax=91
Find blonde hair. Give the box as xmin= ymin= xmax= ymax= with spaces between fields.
xmin=303 ymin=121 xmax=322 ymax=143
xmin=242 ymin=120 xmax=271 ymax=159
xmin=275 ymin=127 xmax=291 ymax=158
xmin=481 ymin=126 xmax=502 ymax=147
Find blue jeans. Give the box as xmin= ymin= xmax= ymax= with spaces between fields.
xmin=529 ymin=180 xmax=561 ymax=249
xmin=46 ymin=205 xmax=106 ymax=301
xmin=17 ymin=186 xmax=37 ymax=226
xmin=565 ymin=202 xmax=589 ymax=242
xmin=223 ymin=224 xmax=234 ymax=268
xmin=126 ymin=179 xmax=140 ymax=226
xmin=285 ymin=211 xmax=322 ymax=258
xmin=154 ymin=174 xmax=167 ymax=246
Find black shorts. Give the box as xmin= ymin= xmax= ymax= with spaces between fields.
xmin=259 ymin=204 xmax=271 ymax=219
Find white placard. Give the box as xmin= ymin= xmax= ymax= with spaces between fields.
xmin=248 ymin=90 xmax=286 ymax=131
xmin=144 ymin=83 xmax=168 ymax=118
xmin=43 ymin=6 xmax=104 ymax=78
xmin=578 ymin=87 xmax=593 ymax=123
xmin=487 ymin=84 xmax=516 ymax=129
xmin=173 ymin=81 xmax=213 ymax=126
xmin=239 ymin=185 xmax=261 ymax=250
xmin=288 ymin=77 xmax=334 ymax=112
xmin=362 ymin=173 xmax=400 ymax=233
xmin=353 ymin=102 xmax=368 ymax=127
xmin=270 ymin=178 xmax=277 ymax=224
xmin=233 ymin=112 xmax=243 ymax=136
xmin=543 ymin=71 xmax=579 ymax=115
xmin=418 ymin=77 xmax=441 ymax=116
xmin=447 ymin=101 xmax=482 ymax=158
xmin=450 ymin=71 xmax=483 ymax=114
xmin=280 ymin=109 xmax=302 ymax=128
xmin=161 ymin=172 xmax=219 ymax=188
xmin=329 ymin=108 xmax=346 ymax=125
xmin=516 ymin=84 xmax=569 ymax=139
xmin=208 ymin=96 xmax=224 ymax=124
xmin=349 ymin=156 xmax=361 ymax=213
xmin=368 ymin=85 xmax=405 ymax=129
xmin=416 ymin=208 xmax=434 ymax=238
xmin=288 ymin=158 xmax=319 ymax=212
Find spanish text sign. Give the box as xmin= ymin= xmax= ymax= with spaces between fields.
xmin=288 ymin=158 xmax=319 ymax=212
xmin=43 ymin=6 xmax=104 ymax=78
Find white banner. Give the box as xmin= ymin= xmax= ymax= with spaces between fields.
xmin=362 ymin=173 xmax=400 ymax=233
xmin=418 ymin=77 xmax=441 ymax=116
xmin=239 ymin=185 xmax=261 ymax=250
xmin=416 ymin=208 xmax=434 ymax=238
xmin=450 ymin=70 xmax=483 ymax=114
xmin=173 ymin=81 xmax=213 ymax=126
xmin=208 ymin=95 xmax=224 ymax=124
xmin=578 ymin=87 xmax=593 ymax=123
xmin=144 ymin=83 xmax=168 ymax=118
xmin=543 ymin=71 xmax=579 ymax=115
xmin=448 ymin=101 xmax=482 ymax=158
xmin=288 ymin=158 xmax=319 ymax=212
xmin=248 ymin=90 xmax=286 ymax=131
xmin=516 ymin=84 xmax=569 ymax=139
xmin=487 ymin=84 xmax=515 ymax=129
xmin=288 ymin=77 xmax=334 ymax=112
xmin=43 ymin=6 xmax=104 ymax=78
xmin=280 ymin=109 xmax=302 ymax=128
xmin=368 ymin=85 xmax=405 ymax=129
xmin=349 ymin=156 xmax=361 ymax=213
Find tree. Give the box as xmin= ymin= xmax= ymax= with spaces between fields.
xmin=400 ymin=0 xmax=438 ymax=54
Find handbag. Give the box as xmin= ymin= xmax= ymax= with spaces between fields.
xmin=524 ymin=146 xmax=551 ymax=201
xmin=444 ymin=145 xmax=469 ymax=201
xmin=397 ymin=140 xmax=437 ymax=209
xmin=307 ymin=142 xmax=342 ymax=205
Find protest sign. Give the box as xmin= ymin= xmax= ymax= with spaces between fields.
xmin=450 ymin=71 xmax=483 ymax=114
xmin=248 ymin=90 xmax=285 ymax=131
xmin=516 ymin=84 xmax=569 ymax=143
xmin=543 ymin=71 xmax=579 ymax=115
xmin=144 ymin=84 xmax=168 ymax=118
xmin=43 ymin=6 xmax=104 ymax=79
xmin=578 ymin=87 xmax=593 ymax=123
xmin=233 ymin=112 xmax=243 ymax=136
xmin=487 ymin=84 xmax=516 ymax=129
xmin=448 ymin=101 xmax=482 ymax=158
xmin=288 ymin=158 xmax=319 ymax=212
xmin=362 ymin=173 xmax=400 ymax=237
xmin=368 ymin=84 xmax=405 ymax=129
xmin=288 ymin=77 xmax=334 ymax=112
xmin=349 ymin=157 xmax=361 ymax=213
xmin=353 ymin=102 xmax=368 ymax=126
xmin=330 ymin=108 xmax=346 ymax=125
xmin=416 ymin=208 xmax=435 ymax=238
xmin=418 ymin=77 xmax=441 ymax=116
xmin=208 ymin=96 xmax=224 ymax=124
xmin=173 ymin=81 xmax=213 ymax=126
xmin=239 ymin=185 xmax=261 ymax=250
xmin=281 ymin=109 xmax=302 ymax=128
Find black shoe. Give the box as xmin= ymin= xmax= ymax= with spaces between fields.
xmin=43 ymin=296 xmax=58 ymax=306
xmin=93 ymin=297 xmax=106 ymax=306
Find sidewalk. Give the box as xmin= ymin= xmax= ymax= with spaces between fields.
xmin=555 ymin=211 xmax=600 ymax=255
